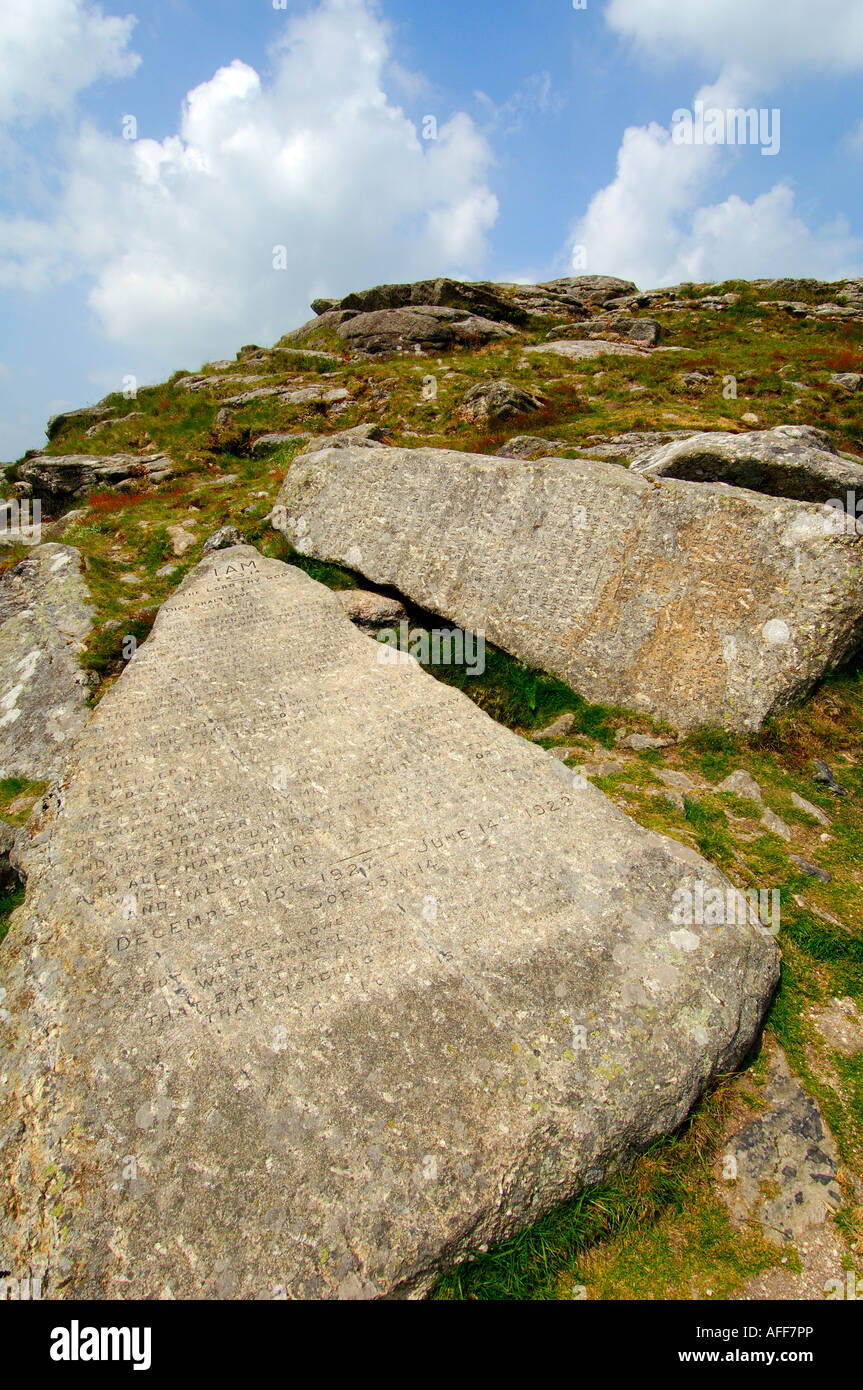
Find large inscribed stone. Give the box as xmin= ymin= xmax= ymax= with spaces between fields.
xmin=0 ymin=548 xmax=778 ymax=1298
xmin=275 ymin=446 xmax=863 ymax=732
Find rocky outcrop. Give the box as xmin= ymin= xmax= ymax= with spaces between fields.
xmin=526 ymin=339 xmax=649 ymax=362
xmin=549 ymin=315 xmax=662 ymax=347
xmin=459 ymin=381 xmax=546 ymax=425
xmin=0 ymin=544 xmax=94 ymax=780
xmin=45 ymin=405 xmax=114 ymax=441
xmin=538 ymin=275 xmax=639 ymax=306
xmin=0 ymin=547 xmax=778 ymax=1298
xmin=630 ymin=426 xmax=863 ymax=506
xmin=336 ymin=307 xmax=517 ymax=355
xmin=289 ymin=276 xmax=643 ymax=349
xmin=223 ymin=385 xmax=349 ymax=408
xmin=17 ymin=453 xmax=173 ymax=513
xmin=275 ymin=445 xmax=863 ymax=732
xmin=323 ymin=276 xmax=530 ymax=325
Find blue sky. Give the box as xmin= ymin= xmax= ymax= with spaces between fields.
xmin=1 ymin=0 xmax=862 ymax=460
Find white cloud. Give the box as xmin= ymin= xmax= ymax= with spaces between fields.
xmin=572 ymin=109 xmax=863 ymax=287
xmin=0 ymin=0 xmax=139 ymax=125
xmin=0 ymin=0 xmax=498 ymax=365
xmin=569 ymin=60 xmax=863 ymax=287
xmin=606 ymin=0 xmax=863 ymax=82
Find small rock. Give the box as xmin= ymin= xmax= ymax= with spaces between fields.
xmin=167 ymin=524 xmax=197 ymax=557
xmin=813 ymin=760 xmax=848 ymax=796
xmin=791 ymin=792 xmax=831 ymax=827
xmin=789 ymin=855 xmax=831 ymax=883
xmin=761 ymin=807 xmax=792 ymax=841
xmin=616 ymin=731 xmax=672 ymax=751
xmin=201 ymin=526 xmax=245 ymax=557
xmin=251 ymin=433 xmax=311 ymax=456
xmin=626 ymin=318 xmax=662 ymax=347
xmin=717 ymin=769 xmax=764 ymax=802
xmin=680 ymin=372 xmax=712 ymax=391
xmin=531 ymin=712 xmax=576 ymax=742
xmin=459 ymin=380 xmax=546 ymax=425
xmin=657 ymin=768 xmax=697 ymax=791
xmin=299 ymin=424 xmax=385 ymax=456
xmin=830 ymin=373 xmax=862 ymax=392
xmin=584 ymin=761 xmax=624 ymax=779
xmin=741 ymin=412 xmax=761 ymax=426
xmin=336 ymin=590 xmax=408 ymax=629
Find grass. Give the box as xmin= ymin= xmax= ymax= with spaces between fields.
xmin=0 ymin=777 xmax=47 ymax=824
xmin=377 ymin=616 xmax=626 ymax=742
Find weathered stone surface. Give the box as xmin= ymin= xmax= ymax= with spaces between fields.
xmin=616 ymin=731 xmax=672 ymax=751
xmin=275 ymin=445 xmax=863 ymax=733
xmin=526 ymin=339 xmax=649 ymax=362
xmin=789 ymin=855 xmax=832 ymax=882
xmin=549 ymin=316 xmax=662 ymax=347
xmin=288 ymin=277 xmax=646 ymax=346
xmin=721 ymin=1048 xmax=842 ymax=1245
xmin=85 ymin=412 xmax=144 ymax=438
xmin=813 ymin=759 xmax=848 ymax=795
xmin=631 ymin=426 xmax=863 ymax=505
xmin=0 ymin=544 xmax=94 ymax=780
xmin=18 ymin=453 xmax=173 ymax=513
xmin=809 ymin=997 xmax=863 ymax=1055
xmin=284 ymin=309 xmax=360 ymax=344
xmin=0 ymin=547 xmax=778 ymax=1299
xmin=459 ymin=380 xmax=545 ymax=425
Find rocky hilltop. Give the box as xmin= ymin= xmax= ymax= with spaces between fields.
xmin=0 ymin=273 xmax=861 ymax=1300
